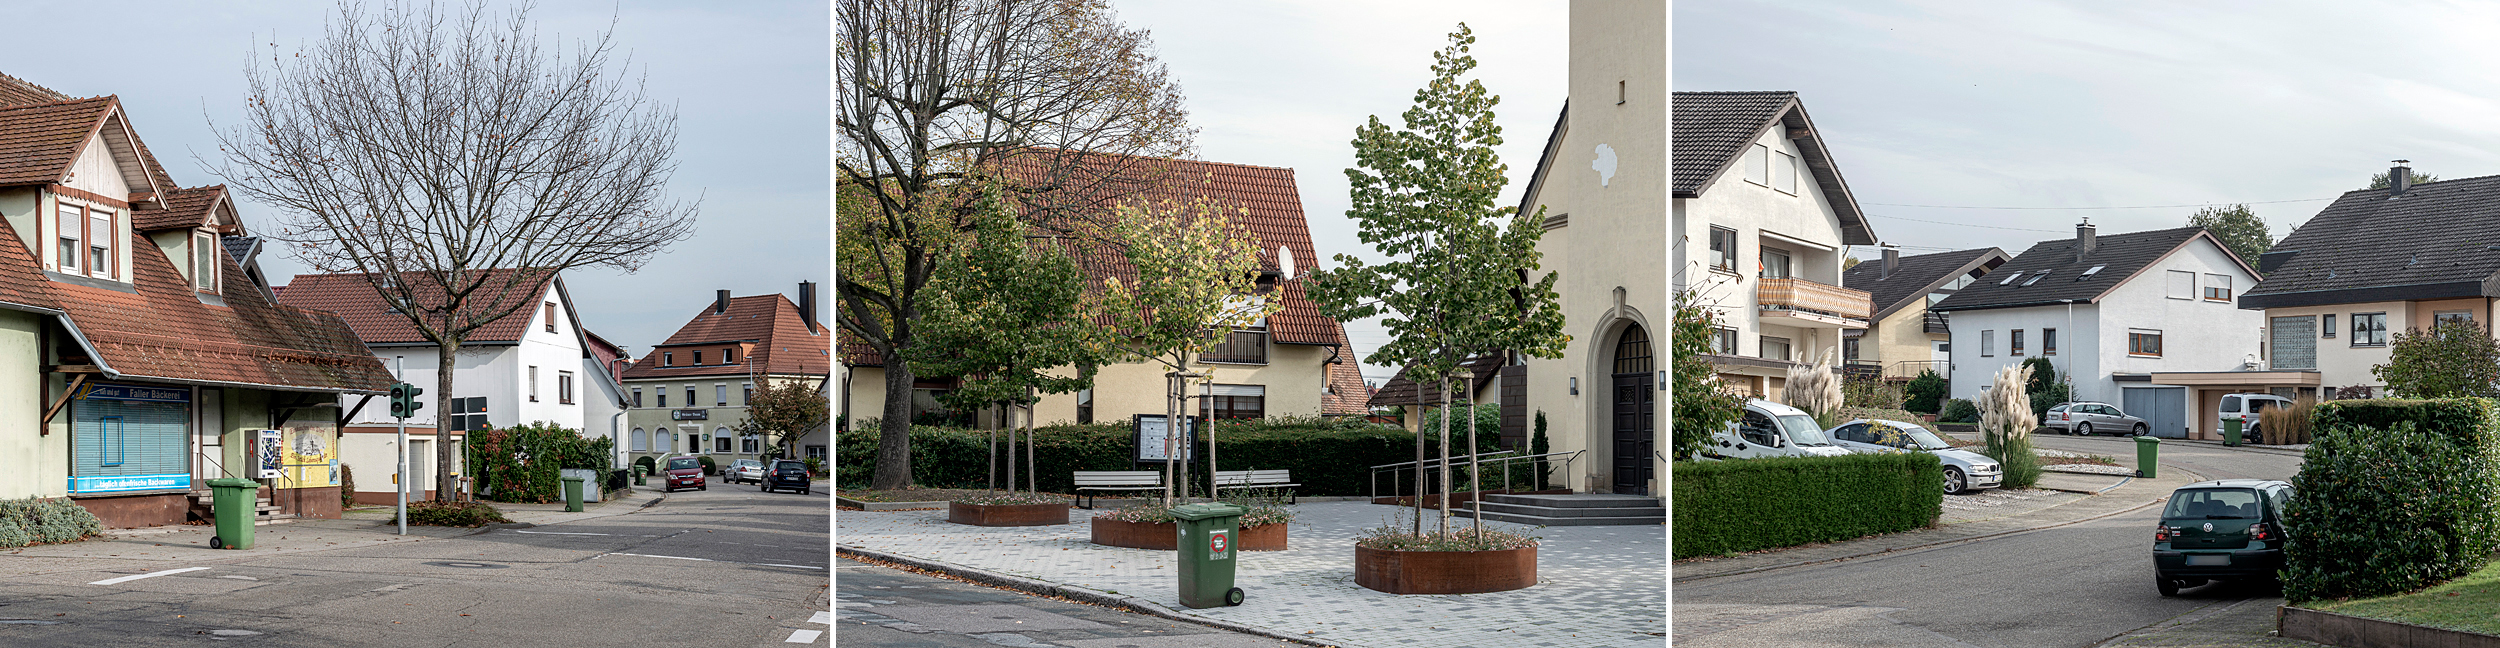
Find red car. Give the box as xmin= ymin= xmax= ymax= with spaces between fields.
xmin=660 ymin=455 xmax=707 ymax=492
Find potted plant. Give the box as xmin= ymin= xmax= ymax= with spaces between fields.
xmin=1352 ymin=526 xmax=1539 ymax=595
xmin=1091 ymin=491 xmax=1292 ymax=550
xmin=947 ymin=492 xmax=1071 ymax=527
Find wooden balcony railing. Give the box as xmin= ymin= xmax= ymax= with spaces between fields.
xmin=1756 ymin=277 xmax=1873 ymax=323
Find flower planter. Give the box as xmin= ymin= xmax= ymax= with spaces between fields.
xmin=947 ymin=501 xmax=1070 ymax=527
xmin=1354 ymin=545 xmax=1537 ymax=595
xmin=1089 ymin=516 xmax=1287 ymax=550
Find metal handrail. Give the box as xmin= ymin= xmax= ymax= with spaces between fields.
xmin=1372 ymin=449 xmax=1582 ymax=500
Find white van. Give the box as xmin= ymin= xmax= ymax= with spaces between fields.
xmin=1704 ymin=399 xmax=1854 ymax=460
xmin=2218 ymin=393 xmax=2295 ymax=437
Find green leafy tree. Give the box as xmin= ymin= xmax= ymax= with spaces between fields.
xmin=1671 ymin=297 xmax=1746 ymax=460
xmin=1098 ymin=197 xmax=1279 ymax=504
xmin=1310 ymin=25 xmax=1568 ymax=538
xmin=733 ymin=374 xmax=831 ymax=461
xmin=2373 ymin=320 xmax=2500 ymax=398
xmin=2367 ymin=169 xmax=2438 ymax=190
xmin=2188 ymin=204 xmax=2272 ymax=267
xmin=2021 ymin=357 xmax=2068 ymax=421
xmin=1903 ymin=369 xmax=1948 ymax=414
xmin=1530 ymin=410 xmax=1551 ymax=490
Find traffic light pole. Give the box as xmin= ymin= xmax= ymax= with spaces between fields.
xmin=395 ymin=359 xmax=407 ymax=537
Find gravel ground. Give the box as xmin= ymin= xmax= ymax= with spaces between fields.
xmin=2044 ymin=463 xmax=2136 ymax=475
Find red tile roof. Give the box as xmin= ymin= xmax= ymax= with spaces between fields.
xmin=0 ymin=209 xmax=60 ymax=313
xmin=584 ymin=329 xmax=629 ymax=382
xmin=1367 ymin=355 xmax=1506 ymax=408
xmin=275 ymin=270 xmax=558 ymax=345
xmin=133 ymin=185 xmax=227 ymax=231
xmin=0 ymin=72 xmax=68 ymax=108
xmin=622 ymin=294 xmax=829 ymax=379
xmin=1319 ymin=324 xmax=1370 ymax=416
xmin=0 ymin=97 xmax=115 ymax=186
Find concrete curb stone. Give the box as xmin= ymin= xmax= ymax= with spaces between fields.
xmin=836 ymin=545 xmax=1338 ymax=648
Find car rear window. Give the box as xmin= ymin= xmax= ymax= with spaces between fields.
xmin=666 ymin=458 xmax=699 ymax=470
xmin=774 ymin=462 xmax=806 ymax=473
xmin=2165 ymin=488 xmax=2262 ymax=519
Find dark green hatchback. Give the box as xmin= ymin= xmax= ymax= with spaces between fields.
xmin=2153 ymin=479 xmax=2292 ymax=596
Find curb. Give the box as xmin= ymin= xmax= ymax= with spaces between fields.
xmin=836 ymin=497 xmax=946 ymax=511
xmin=836 ymin=545 xmax=1338 ymax=648
xmin=2280 ymin=604 xmax=2500 ymax=648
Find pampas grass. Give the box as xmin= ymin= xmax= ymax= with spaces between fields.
xmin=1784 ymin=347 xmax=1845 ymax=427
xmin=1979 ymin=363 xmax=2044 ymax=488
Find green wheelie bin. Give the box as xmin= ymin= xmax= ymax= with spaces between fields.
xmin=208 ymin=478 xmax=260 ymax=550
xmin=1171 ymin=502 xmax=1247 ymax=609
xmin=2223 ymin=418 xmax=2244 ymax=447
xmin=563 ymin=475 xmax=587 ymax=512
xmin=2134 ymin=435 xmax=2160 ymax=479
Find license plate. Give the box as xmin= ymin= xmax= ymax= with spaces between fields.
xmin=2185 ymin=555 xmax=2230 ymax=566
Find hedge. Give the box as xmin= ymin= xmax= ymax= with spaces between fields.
xmin=0 ymin=498 xmax=105 ymax=549
xmin=1673 ymin=453 xmax=1942 ymax=558
xmin=837 ymin=417 xmax=1485 ymax=497
xmin=473 ymin=422 xmax=615 ymax=504
xmin=2282 ymin=398 xmax=2500 ymax=603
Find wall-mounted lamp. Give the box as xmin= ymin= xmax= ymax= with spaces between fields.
xmin=1569 ymin=376 xmax=1579 ymax=395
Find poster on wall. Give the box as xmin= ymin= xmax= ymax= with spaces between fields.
xmin=280 ymin=410 xmax=338 ymax=487
xmin=256 ymin=429 xmax=282 ymax=479
xmin=1132 ymin=414 xmax=1200 ymax=463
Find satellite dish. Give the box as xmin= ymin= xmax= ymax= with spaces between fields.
xmin=1279 ymin=246 xmax=1297 ymax=278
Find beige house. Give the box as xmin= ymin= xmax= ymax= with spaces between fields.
xmin=623 ymin=285 xmax=831 ymax=468
xmin=837 ymin=155 xmax=1370 ymax=433
xmin=1838 ymin=247 xmax=2008 ymax=390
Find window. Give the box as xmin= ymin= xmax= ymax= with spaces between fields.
xmin=688 ymin=430 xmax=703 ymax=454
xmin=2435 ymin=310 xmax=2474 ymax=327
xmin=2204 ymin=274 xmax=2232 ymax=301
xmin=1759 ymin=335 xmax=1792 ymax=362
xmin=56 ymin=204 xmax=82 ymax=273
xmin=2322 ymin=314 xmax=2336 ymax=338
xmin=805 ymin=445 xmax=827 ymax=461
xmin=1202 ymin=324 xmax=1269 ymax=364
xmin=724 ymin=347 xmax=739 ymax=364
xmin=693 ymin=350 xmax=705 ymax=365
xmin=742 ymin=383 xmax=754 ymax=405
xmin=193 ymin=231 xmax=219 ymax=292
xmin=714 ymin=428 xmax=733 ymax=453
xmin=632 ymin=388 xmax=644 ymax=408
xmin=1077 ymin=388 xmax=1094 ymax=424
xmin=716 ymin=384 xmax=728 ymax=406
xmin=2129 ymin=330 xmax=2164 ymax=357
xmin=663 ymin=352 xmax=673 ymax=367
xmin=558 ymin=371 xmax=574 ymax=405
xmin=1998 ymin=272 xmax=2021 ymax=286
xmin=528 ymin=366 xmax=540 ymax=402
xmin=741 ymin=435 xmax=759 ymax=454
xmin=1713 ymin=327 xmax=1738 ymax=355
xmin=2353 ymin=313 xmax=2388 ymax=346
xmin=1843 ymin=338 xmax=1861 ymax=361
xmin=2167 ymin=270 xmax=2196 ymax=300
xmin=2021 ymin=270 xmax=2049 ymax=286
xmin=1760 ymin=247 xmax=1792 ymax=279
xmin=2079 ymin=264 xmax=2106 ymax=279
xmin=1200 ymin=384 xmax=1266 ymax=420
xmin=2012 ymin=330 xmax=2026 ymax=356
xmin=2043 ymin=328 xmax=2058 ymax=356
xmin=88 ymin=207 xmax=112 ymax=280
xmin=1744 ymin=143 xmax=1770 ymax=185
xmin=544 ymin=302 xmax=558 ymax=333
xmin=657 ymin=389 xmax=668 ymax=408
xmin=2270 ymin=316 xmax=2317 ymax=370
xmin=99 ymin=416 xmax=124 ymax=466
xmin=1773 ymin=151 xmax=1798 ymax=194
xmin=685 ymin=387 xmax=697 ymax=408
xmin=1981 ymin=330 xmax=1995 ymax=357
xmin=629 ymin=428 xmax=647 ymax=452
xmin=1708 ymin=227 xmax=1739 ymax=273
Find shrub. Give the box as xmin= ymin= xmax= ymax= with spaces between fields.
xmin=1979 ymin=364 xmax=2043 ymax=489
xmin=836 ymin=422 xmax=1417 ymax=496
xmin=1530 ymin=411 xmax=1551 ymax=490
xmin=340 ymin=464 xmax=358 ymax=509
xmin=804 ymin=457 xmax=826 ymax=477
xmin=0 ymin=498 xmax=106 ymax=548
xmin=1939 ymin=399 xmax=1979 ymax=423
xmin=698 ymin=455 xmax=718 ymax=476
xmin=1904 ymin=370 xmax=1950 ymax=414
xmin=1673 ymin=453 xmax=1942 ymax=558
xmin=1416 ymin=406 xmax=1503 ymax=448
xmin=472 ymin=422 xmax=613 ymax=503
xmin=396 ymin=501 xmax=513 ymax=527
xmin=1843 ymin=378 xmax=1906 ymax=410
xmin=2374 ymin=320 xmax=2500 ymax=398
xmin=1354 ymin=526 xmax=1538 ymax=551
xmin=958 ymin=492 xmax=1064 ymax=506
xmin=1837 ymin=406 xmax=1919 ymax=424
xmin=2282 ymin=398 xmax=2500 ymax=603
xmin=2258 ymin=398 xmax=2316 ymax=445
xmin=1783 ymin=348 xmax=1844 ymax=427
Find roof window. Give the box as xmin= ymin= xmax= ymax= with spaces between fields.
xmin=2078 ymin=264 xmax=2106 ymax=280
xmin=1999 ymin=273 xmax=2023 ymax=286
xmin=2021 ymin=270 xmax=2049 ymax=286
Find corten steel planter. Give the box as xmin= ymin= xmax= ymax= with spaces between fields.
xmin=948 ymin=501 xmax=1071 ymax=527
xmin=1354 ymin=545 xmax=1537 ymax=595
xmin=1090 ymin=517 xmax=1287 ymax=551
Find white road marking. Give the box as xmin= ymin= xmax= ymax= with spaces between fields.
xmin=89 ymin=567 xmax=208 ymax=585
xmin=370 ymin=584 xmax=413 ymax=592
xmin=784 ymin=629 xmax=823 ymax=643
xmin=808 ymin=611 xmax=832 ymax=625
xmin=763 ymin=564 xmax=830 ymax=570
xmin=514 ymin=530 xmax=611 ymax=536
xmin=218 ymin=575 xmax=259 ymax=581
xmin=612 ymin=552 xmax=713 ymax=562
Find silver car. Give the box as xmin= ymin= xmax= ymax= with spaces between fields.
xmin=722 ymin=459 xmax=766 ymax=484
xmin=1826 ymin=419 xmax=2004 ymax=494
xmin=2044 ymin=401 xmax=2149 ymax=437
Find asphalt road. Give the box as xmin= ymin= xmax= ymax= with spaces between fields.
xmin=835 ymin=557 xmax=1301 ymax=648
xmin=1677 ymin=436 xmax=2307 ymax=648
xmin=0 ymin=476 xmax=830 ymax=647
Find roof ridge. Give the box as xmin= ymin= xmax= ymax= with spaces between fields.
xmin=1673 ymin=90 xmax=1800 ymax=96
xmin=0 ymin=95 xmax=112 ymax=113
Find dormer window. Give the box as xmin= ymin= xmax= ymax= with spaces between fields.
xmin=56 ymin=205 xmax=83 ymax=273
xmin=723 ymin=347 xmax=738 ymax=364
xmin=663 ymin=352 xmax=674 ymax=366
xmin=693 ymin=350 xmax=705 ymax=365
xmin=87 ymin=207 xmax=113 ymax=280
xmin=193 ymin=231 xmax=220 ymax=292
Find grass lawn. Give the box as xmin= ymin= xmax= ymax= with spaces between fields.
xmin=2308 ymin=559 xmax=2500 ymax=636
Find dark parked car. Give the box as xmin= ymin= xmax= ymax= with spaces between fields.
xmin=762 ymin=460 xmax=811 ymax=495
xmin=660 ymin=455 xmax=707 ymax=492
xmin=2154 ymin=479 xmax=2292 ymax=596
xmin=2046 ymin=401 xmax=2150 ymax=436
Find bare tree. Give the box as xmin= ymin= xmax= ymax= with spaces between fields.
xmin=209 ymin=0 xmax=699 ymax=502
xmin=838 ymin=0 xmax=1194 ymax=490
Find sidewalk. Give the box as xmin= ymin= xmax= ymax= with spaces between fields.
xmin=339 ymin=484 xmax=666 ymax=526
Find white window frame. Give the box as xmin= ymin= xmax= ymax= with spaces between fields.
xmin=716 ymin=383 xmax=728 ymax=406
xmin=1773 ymin=150 xmax=1798 ymax=194
xmin=193 ymin=230 xmax=220 ymax=292
xmin=528 ymin=366 xmax=540 ymax=402
xmin=56 ymin=203 xmax=82 ymax=273
xmin=1981 ymin=330 xmax=1995 ymax=357
xmin=558 ymin=371 xmax=575 ymax=405
xmin=87 ymin=206 xmax=113 ymax=280
xmin=2167 ymin=270 xmax=2196 ymax=300
xmin=2203 ymin=274 xmax=2232 ymax=302
xmin=1744 ymin=143 xmax=1770 ymax=186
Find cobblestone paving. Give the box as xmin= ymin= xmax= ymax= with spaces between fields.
xmin=837 ymin=501 xmax=1665 ymax=648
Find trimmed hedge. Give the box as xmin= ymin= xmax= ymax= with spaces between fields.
xmin=837 ymin=418 xmax=1449 ymax=496
xmin=1673 ymin=453 xmax=1942 ymax=558
xmin=2282 ymin=398 xmax=2500 ymax=603
xmin=473 ymin=422 xmax=615 ymax=504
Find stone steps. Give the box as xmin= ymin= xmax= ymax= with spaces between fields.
xmin=1453 ymin=493 xmax=1664 ymax=526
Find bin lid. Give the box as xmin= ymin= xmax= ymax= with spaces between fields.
xmin=2135 ymin=436 xmax=2161 ymax=444
xmin=561 ymin=475 xmax=586 ymax=482
xmin=1168 ymin=502 xmax=1246 ymax=521
xmin=207 ymin=478 xmax=261 ymax=489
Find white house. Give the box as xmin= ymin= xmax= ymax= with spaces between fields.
xmin=277 ymin=270 xmax=629 ymax=504
xmin=1930 ymin=222 xmax=2263 ymax=438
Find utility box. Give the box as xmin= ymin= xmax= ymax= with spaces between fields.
xmin=1170 ymin=502 xmax=1247 ymax=609
xmin=208 ymin=478 xmax=260 ymax=550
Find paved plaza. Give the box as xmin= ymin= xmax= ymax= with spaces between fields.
xmin=835 ymin=501 xmax=1665 ymax=648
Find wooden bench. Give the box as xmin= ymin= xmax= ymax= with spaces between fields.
xmin=1073 ymin=471 xmax=1165 ymax=509
xmin=1213 ymin=469 xmax=1299 ymax=504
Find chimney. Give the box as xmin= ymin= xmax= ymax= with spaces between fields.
xmin=2391 ymin=159 xmax=2412 ymax=197
xmin=1879 ymin=244 xmax=1900 ymax=280
xmin=715 ymin=289 xmax=732 ymax=315
xmin=2076 ymin=218 xmax=2098 ymax=262
xmin=798 ymin=281 xmax=820 ymax=334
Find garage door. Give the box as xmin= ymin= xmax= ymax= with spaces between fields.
xmin=2122 ymin=387 xmax=2188 ymax=439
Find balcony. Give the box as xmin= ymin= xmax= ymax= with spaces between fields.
xmin=1923 ymin=311 xmax=1950 ymax=334
xmin=1757 ymin=278 xmax=1871 ymax=329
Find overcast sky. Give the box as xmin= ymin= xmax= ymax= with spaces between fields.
xmin=6 ymin=0 xmax=827 ymax=356
xmin=1677 ymin=1 xmax=2500 ymax=263
xmin=1118 ymin=0 xmax=1568 ymax=385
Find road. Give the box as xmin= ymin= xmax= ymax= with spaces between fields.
xmin=835 ymin=557 xmax=1303 ymax=648
xmin=0 ymin=476 xmax=829 ymax=646
xmin=1677 ymin=435 xmax=2307 ymax=647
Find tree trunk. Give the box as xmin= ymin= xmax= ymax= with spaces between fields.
xmin=1204 ymin=379 xmax=1217 ymax=504
xmin=1467 ymin=399 xmax=1481 ymax=539
xmin=1163 ymin=372 xmax=1177 ymax=505
xmin=1002 ymin=400 xmax=1016 ymax=495
xmin=986 ymin=421 xmax=997 ymax=496
xmin=871 ymin=351 xmax=916 ymax=490
xmin=1414 ymin=383 xmax=1426 ymax=536
xmin=1025 ymin=385 xmax=1037 ymax=495
xmin=435 ymin=341 xmax=459 ymax=503
xmin=1437 ymin=374 xmax=1451 ymax=535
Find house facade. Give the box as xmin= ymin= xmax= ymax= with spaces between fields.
xmin=1839 ymin=247 xmax=2009 ymax=389
xmin=0 ymin=72 xmax=394 ymax=527
xmin=277 ymin=271 xmax=629 ymax=504
xmin=1931 ymin=223 xmax=2265 ymax=438
xmin=624 ymin=285 xmax=831 ymax=468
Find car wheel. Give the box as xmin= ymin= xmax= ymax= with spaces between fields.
xmin=2076 ymin=422 xmax=2093 ymax=436
xmin=1943 ymin=467 xmax=1968 ymax=495
xmin=2133 ymin=423 xmax=2148 ymax=437
xmin=2157 ymin=577 xmax=2179 ymax=597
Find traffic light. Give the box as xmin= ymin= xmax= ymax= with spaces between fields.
xmin=389 ymin=382 xmax=425 ymax=418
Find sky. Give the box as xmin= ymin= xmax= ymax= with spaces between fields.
xmin=1116 ymin=0 xmax=1570 ymax=386
xmin=4 ymin=0 xmax=829 ymax=356
xmin=1676 ymin=1 xmax=2500 ymax=263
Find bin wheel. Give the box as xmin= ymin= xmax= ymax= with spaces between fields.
xmin=1225 ymin=587 xmax=1244 ymax=606
xmin=210 ymin=536 xmax=223 ymax=550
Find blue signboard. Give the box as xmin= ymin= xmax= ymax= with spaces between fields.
xmin=79 ymin=383 xmax=191 ymax=404
xmin=68 ymin=473 xmax=188 ymax=493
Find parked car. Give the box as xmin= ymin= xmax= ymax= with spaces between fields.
xmin=1702 ymin=399 xmax=1853 ymax=460
xmin=762 ymin=459 xmax=812 ymax=494
xmin=2154 ymin=479 xmax=2292 ymax=596
xmin=2219 ymin=393 xmax=2294 ymax=439
xmin=660 ymin=455 xmax=707 ymax=492
xmin=2044 ymin=401 xmax=2149 ymax=436
xmin=722 ymin=459 xmax=766 ymax=484
xmin=1825 ymin=419 xmax=2005 ymax=494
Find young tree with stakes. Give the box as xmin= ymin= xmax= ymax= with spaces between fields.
xmin=210 ymin=1 xmax=698 ymax=501
xmin=1096 ymin=196 xmax=1276 ymax=505
xmin=838 ymin=0 xmax=1195 ymax=491
xmin=1311 ymin=25 xmax=1567 ymax=539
